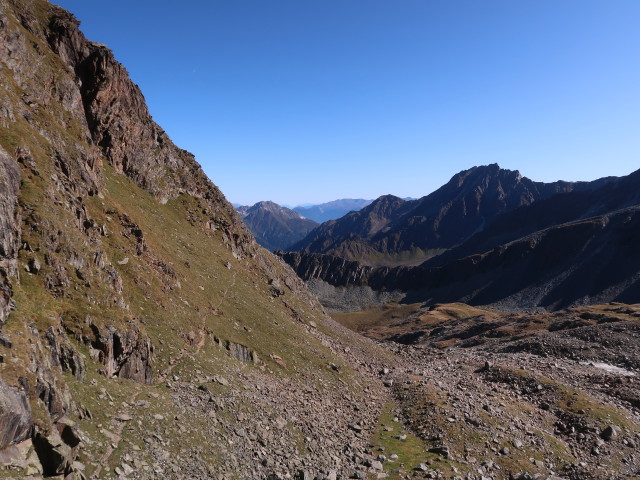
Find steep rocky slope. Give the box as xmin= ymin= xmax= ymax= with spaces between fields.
xmin=236 ymin=201 xmax=318 ymax=251
xmin=290 ymin=165 xmax=611 ymax=265
xmin=0 ymin=2 xmax=392 ymax=478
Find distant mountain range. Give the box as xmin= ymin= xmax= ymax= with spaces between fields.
xmin=293 ymin=199 xmax=374 ymax=223
xmin=278 ymin=164 xmax=640 ymax=311
xmin=235 ymin=198 xmax=378 ymax=251
xmin=236 ymin=201 xmax=318 ymax=251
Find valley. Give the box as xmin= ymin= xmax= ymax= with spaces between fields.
xmin=0 ymin=1 xmax=637 ymax=480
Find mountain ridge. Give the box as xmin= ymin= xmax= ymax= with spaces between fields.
xmin=290 ymin=164 xmax=615 ymax=264
xmin=293 ymin=198 xmax=373 ymax=223
xmin=279 ymin=166 xmax=640 ymax=311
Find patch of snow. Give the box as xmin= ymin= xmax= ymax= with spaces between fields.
xmin=582 ymin=361 xmax=635 ymax=377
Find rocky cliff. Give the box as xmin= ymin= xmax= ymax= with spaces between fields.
xmin=0 ymin=146 xmax=20 ymax=323
xmin=0 ymin=2 xmax=391 ymax=478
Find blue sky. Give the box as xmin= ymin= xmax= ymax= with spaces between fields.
xmin=54 ymin=1 xmax=640 ymax=206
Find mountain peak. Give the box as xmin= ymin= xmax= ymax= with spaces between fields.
xmin=236 ymin=201 xmax=318 ymax=250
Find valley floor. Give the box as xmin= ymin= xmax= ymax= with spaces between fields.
xmin=337 ymin=303 xmax=640 ymax=480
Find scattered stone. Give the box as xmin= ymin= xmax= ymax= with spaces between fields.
xmin=428 ymin=446 xmax=450 ymax=459
xmin=601 ymin=425 xmax=619 ymax=442
xmin=27 ymin=257 xmax=41 ymax=274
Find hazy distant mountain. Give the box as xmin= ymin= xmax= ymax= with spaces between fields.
xmin=293 ymin=199 xmax=373 ymax=223
xmin=290 ymin=164 xmax=611 ymax=264
xmin=237 ymin=201 xmax=318 ymax=251
xmin=280 ymin=167 xmax=639 ymax=311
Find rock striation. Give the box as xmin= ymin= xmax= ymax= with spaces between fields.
xmin=0 ymin=146 xmax=20 ymax=324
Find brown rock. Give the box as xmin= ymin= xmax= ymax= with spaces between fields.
xmin=0 ymin=380 xmax=32 ymax=449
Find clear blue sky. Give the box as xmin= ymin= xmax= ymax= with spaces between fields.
xmin=54 ymin=1 xmax=640 ymax=206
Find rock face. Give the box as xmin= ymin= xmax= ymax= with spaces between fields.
xmin=236 ymin=201 xmax=318 ymax=251
xmin=0 ymin=146 xmax=20 ymax=324
xmin=88 ymin=323 xmax=153 ymax=384
xmin=0 ymin=380 xmax=32 ymax=450
xmin=290 ymin=164 xmax=614 ymax=264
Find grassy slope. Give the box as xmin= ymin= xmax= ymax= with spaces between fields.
xmin=0 ymin=2 xmax=390 ymax=475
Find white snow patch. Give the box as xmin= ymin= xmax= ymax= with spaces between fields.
xmin=582 ymin=361 xmax=635 ymax=377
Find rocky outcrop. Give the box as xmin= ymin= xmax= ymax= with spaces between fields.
xmin=44 ymin=326 xmax=86 ymax=381
xmin=215 ymin=337 xmax=259 ymax=363
xmin=32 ymin=417 xmax=82 ymax=477
xmin=0 ymin=380 xmax=32 ymax=450
xmin=0 ymin=146 xmax=20 ymax=324
xmin=87 ymin=322 xmax=153 ymax=384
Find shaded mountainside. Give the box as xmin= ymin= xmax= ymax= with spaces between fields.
xmin=0 ymin=2 xmax=394 ymax=478
xmin=236 ymin=201 xmax=318 ymax=251
xmin=279 ymin=168 xmax=640 ymax=311
xmin=424 ymin=167 xmax=640 ymax=269
xmin=293 ymin=198 xmax=373 ymax=223
xmin=291 ymin=164 xmax=613 ymax=265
